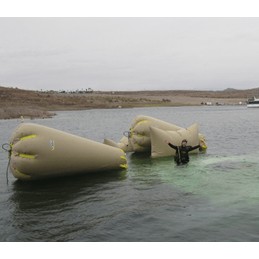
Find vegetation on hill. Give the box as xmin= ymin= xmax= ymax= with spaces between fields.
xmin=0 ymin=85 xmax=258 ymax=119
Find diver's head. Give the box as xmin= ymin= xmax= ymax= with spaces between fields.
xmin=181 ymin=139 xmax=187 ymax=147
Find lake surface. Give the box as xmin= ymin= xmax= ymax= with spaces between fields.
xmin=1 ymin=106 xmax=259 ymax=241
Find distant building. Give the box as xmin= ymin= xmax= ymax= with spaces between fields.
xmin=201 ymin=101 xmax=213 ymax=106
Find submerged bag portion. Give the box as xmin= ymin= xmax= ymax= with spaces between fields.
xmin=104 ymin=136 xmax=134 ymax=152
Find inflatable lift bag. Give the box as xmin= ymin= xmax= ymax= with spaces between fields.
xmin=128 ymin=115 xmax=182 ymax=152
xmin=150 ymin=123 xmax=200 ymax=158
xmin=9 ymin=123 xmax=127 ymax=181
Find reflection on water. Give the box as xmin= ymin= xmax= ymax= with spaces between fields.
xmin=10 ymin=171 xmax=127 ymax=241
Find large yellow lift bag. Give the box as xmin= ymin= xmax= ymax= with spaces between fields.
xmin=105 ymin=115 xmax=207 ymax=154
xmin=9 ymin=123 xmax=127 ymax=181
xmin=128 ymin=115 xmax=182 ymax=152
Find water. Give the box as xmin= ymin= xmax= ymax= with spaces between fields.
xmin=1 ymin=106 xmax=259 ymax=241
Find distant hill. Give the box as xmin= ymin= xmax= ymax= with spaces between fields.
xmin=223 ymin=88 xmax=238 ymax=92
xmin=0 ymin=85 xmax=258 ymax=119
xmin=223 ymin=87 xmax=259 ymax=95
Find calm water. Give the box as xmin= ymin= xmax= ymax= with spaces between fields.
xmin=1 ymin=106 xmax=259 ymax=241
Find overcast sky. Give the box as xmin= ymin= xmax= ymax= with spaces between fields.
xmin=1 ymin=17 xmax=259 ymax=91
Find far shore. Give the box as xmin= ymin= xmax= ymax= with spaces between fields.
xmin=0 ymin=86 xmax=255 ymax=120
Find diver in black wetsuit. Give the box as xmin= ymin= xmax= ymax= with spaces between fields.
xmin=167 ymin=139 xmax=201 ymax=165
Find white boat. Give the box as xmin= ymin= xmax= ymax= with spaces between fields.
xmin=247 ymin=97 xmax=259 ymax=108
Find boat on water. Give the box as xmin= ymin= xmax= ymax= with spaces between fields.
xmin=247 ymin=97 xmax=259 ymax=108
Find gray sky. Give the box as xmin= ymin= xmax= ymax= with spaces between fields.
xmin=1 ymin=17 xmax=259 ymax=91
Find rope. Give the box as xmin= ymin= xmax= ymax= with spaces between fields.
xmin=2 ymin=143 xmax=12 ymax=184
xmin=2 ymin=143 xmax=11 ymax=152
xmin=123 ymin=131 xmax=131 ymax=138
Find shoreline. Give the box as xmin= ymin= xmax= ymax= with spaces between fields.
xmin=0 ymin=86 xmax=253 ymax=120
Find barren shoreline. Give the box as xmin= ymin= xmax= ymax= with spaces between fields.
xmin=1 ymin=86 xmax=257 ymax=119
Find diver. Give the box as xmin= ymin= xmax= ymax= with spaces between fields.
xmin=166 ymin=139 xmax=201 ymax=166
